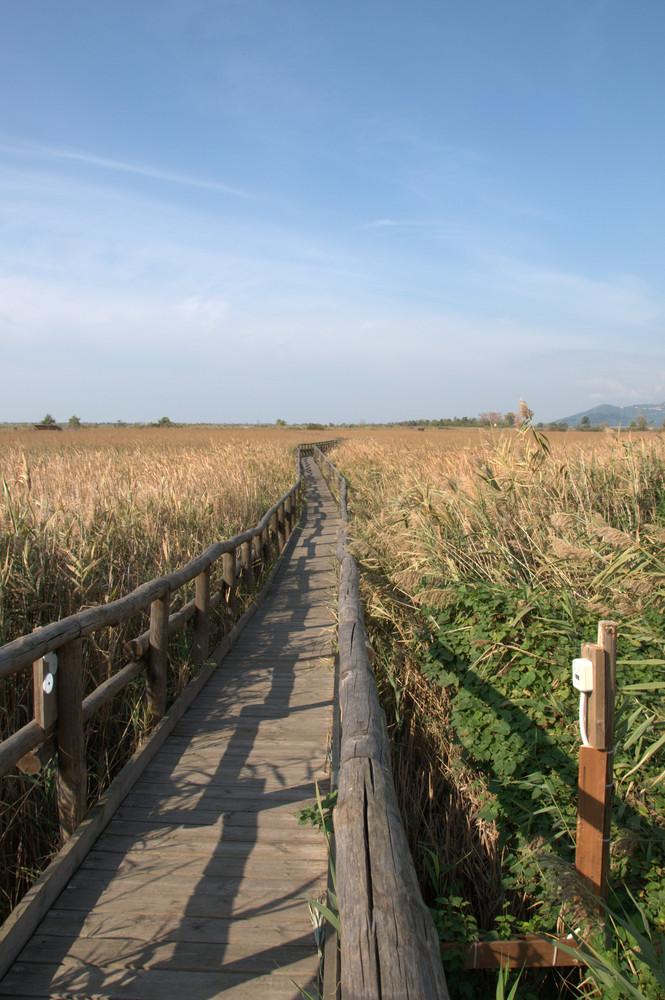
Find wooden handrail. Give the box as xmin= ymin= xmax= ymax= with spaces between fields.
xmin=313 ymin=446 xmax=448 ymax=999
xmin=0 ymin=454 xmax=305 ymax=806
xmin=0 ymin=477 xmax=302 ymax=678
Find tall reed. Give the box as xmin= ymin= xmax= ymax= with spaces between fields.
xmin=0 ymin=426 xmax=299 ymax=920
xmin=332 ymin=427 xmax=665 ymax=997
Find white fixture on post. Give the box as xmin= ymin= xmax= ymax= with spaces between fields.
xmin=572 ymin=656 xmax=593 ymax=747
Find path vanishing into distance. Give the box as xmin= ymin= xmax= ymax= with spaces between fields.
xmin=0 ymin=457 xmax=339 ymax=1000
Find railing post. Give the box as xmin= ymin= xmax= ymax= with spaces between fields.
xmin=277 ymin=502 xmax=286 ymax=551
xmin=33 ymin=654 xmax=58 ymax=731
xmin=56 ymin=638 xmax=87 ymax=839
xmin=285 ymin=493 xmax=294 ymax=538
xmin=240 ymin=539 xmax=252 ymax=588
xmin=252 ymin=532 xmax=263 ymax=584
xmin=575 ymin=621 xmax=617 ymax=904
xmin=147 ymin=590 xmax=170 ymax=722
xmin=270 ymin=509 xmax=279 ymax=555
xmin=261 ymin=523 xmax=270 ymax=563
xmin=193 ymin=567 xmax=210 ymax=664
xmin=223 ymin=549 xmax=236 ymax=620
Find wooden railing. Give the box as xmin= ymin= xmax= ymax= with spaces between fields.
xmin=298 ymin=438 xmax=341 ymax=456
xmin=0 ymin=454 xmax=304 ymax=840
xmin=313 ymin=447 xmax=449 ymax=1000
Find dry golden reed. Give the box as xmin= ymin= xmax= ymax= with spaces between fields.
xmin=329 ymin=426 xmax=665 ymax=932
xmin=0 ymin=425 xmax=306 ymax=919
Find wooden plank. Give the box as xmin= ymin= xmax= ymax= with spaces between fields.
xmin=0 ymin=656 xmax=215 ymax=981
xmin=576 ymin=747 xmax=611 ymax=898
xmin=598 ymin=621 xmax=617 ymax=753
xmin=0 ymin=961 xmax=318 ymax=1000
xmin=79 ymin=851 xmax=327 ymax=880
xmin=108 ymin=807 xmax=326 ymax=832
xmin=583 ymin=642 xmax=607 ymax=750
xmin=441 ymin=936 xmax=583 ymax=969
xmin=119 ymin=787 xmax=325 ymax=811
xmin=18 ymin=934 xmax=319 ymax=972
xmin=93 ymin=832 xmax=327 ymax=859
xmin=36 ymin=909 xmax=319 ymax=945
xmin=46 ymin=877 xmax=324 ymax=916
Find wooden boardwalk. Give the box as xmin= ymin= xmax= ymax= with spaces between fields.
xmin=0 ymin=457 xmax=338 ymax=1000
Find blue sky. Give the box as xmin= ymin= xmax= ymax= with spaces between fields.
xmin=1 ymin=0 xmax=664 ymax=424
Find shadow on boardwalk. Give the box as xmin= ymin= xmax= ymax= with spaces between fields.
xmin=0 ymin=458 xmax=338 ymax=1000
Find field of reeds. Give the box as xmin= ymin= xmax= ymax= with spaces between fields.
xmin=0 ymin=425 xmax=305 ymax=921
xmin=2 ymin=421 xmax=664 ymax=996
xmin=331 ymin=421 xmax=665 ymax=999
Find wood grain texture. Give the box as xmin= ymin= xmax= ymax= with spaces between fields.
xmin=323 ymin=447 xmax=449 ymax=1000
xmin=56 ymin=639 xmax=86 ymax=838
xmin=0 ymin=720 xmax=49 ymax=780
xmin=441 ymin=936 xmax=583 ymax=969
xmin=576 ymin=747 xmax=612 ymax=898
xmin=147 ymin=592 xmax=170 ymax=722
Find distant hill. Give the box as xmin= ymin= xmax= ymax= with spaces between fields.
xmin=554 ymin=402 xmax=665 ymax=428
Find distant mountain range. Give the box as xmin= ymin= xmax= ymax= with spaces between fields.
xmin=554 ymin=402 xmax=665 ymax=428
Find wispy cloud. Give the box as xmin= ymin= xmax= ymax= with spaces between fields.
xmin=491 ymin=257 xmax=661 ymax=328
xmin=0 ymin=138 xmax=252 ymax=199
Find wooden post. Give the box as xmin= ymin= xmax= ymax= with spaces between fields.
xmin=56 ymin=638 xmax=87 ymax=839
xmin=270 ymin=510 xmax=279 ymax=556
xmin=575 ymin=622 xmax=617 ymax=902
xmin=599 ymin=620 xmax=617 ymax=754
xmin=240 ymin=540 xmax=252 ymax=588
xmin=33 ymin=653 xmax=58 ymax=731
xmin=277 ymin=502 xmax=286 ymax=551
xmin=286 ymin=493 xmax=294 ymax=538
xmin=147 ymin=591 xmax=169 ymax=722
xmin=252 ymin=533 xmax=263 ymax=584
xmin=193 ymin=567 xmax=210 ymax=664
xmin=223 ymin=549 xmax=236 ymax=620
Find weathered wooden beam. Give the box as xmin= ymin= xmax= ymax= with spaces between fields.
xmin=270 ymin=508 xmax=279 ymax=556
xmin=263 ymin=521 xmax=272 ymax=561
xmin=223 ymin=549 xmax=236 ymax=620
xmin=17 ymin=740 xmax=56 ymax=775
xmin=193 ymin=567 xmax=210 ymax=664
xmin=125 ymin=598 xmax=198 ymax=660
xmin=252 ymin=532 xmax=263 ymax=583
xmin=277 ymin=502 xmax=287 ymax=551
xmin=240 ymin=540 xmax=252 ymax=589
xmin=81 ymin=659 xmax=145 ymax=724
xmin=0 ymin=720 xmax=49 ymax=780
xmin=440 ymin=936 xmax=583 ymax=969
xmin=146 ymin=591 xmax=170 ymax=722
xmin=584 ymin=643 xmax=607 ymax=750
xmin=335 ymin=525 xmax=448 ymax=998
xmin=56 ymin=638 xmax=87 ymax=839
